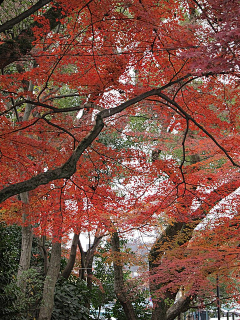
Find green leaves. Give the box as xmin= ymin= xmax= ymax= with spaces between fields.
xmin=52 ymin=278 xmax=89 ymax=320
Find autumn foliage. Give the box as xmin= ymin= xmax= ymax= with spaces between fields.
xmin=0 ymin=0 xmax=240 ymax=316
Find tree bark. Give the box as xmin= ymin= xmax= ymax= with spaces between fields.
xmin=0 ymin=0 xmax=96 ymax=70
xmin=16 ymin=80 xmax=34 ymax=289
xmin=151 ymin=300 xmax=168 ymax=320
xmin=17 ymin=192 xmax=33 ymax=291
xmin=166 ymin=296 xmax=192 ymax=320
xmin=62 ymin=233 xmax=79 ymax=279
xmin=39 ymin=235 xmax=49 ymax=275
xmin=38 ymin=241 xmax=61 ymax=320
xmin=150 ymin=222 xmax=186 ymax=320
xmin=78 ymin=235 xmax=103 ymax=281
xmin=111 ymin=232 xmax=137 ymax=320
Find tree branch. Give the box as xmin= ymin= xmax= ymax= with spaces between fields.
xmin=156 ymin=91 xmax=240 ymax=168
xmin=0 ymin=74 xmax=237 ymax=203
xmin=166 ymin=296 xmax=192 ymax=320
xmin=0 ymin=0 xmax=51 ymax=33
xmin=0 ymin=3 xmax=63 ymax=70
xmin=61 ymin=233 xmax=79 ymax=279
xmin=0 ymin=0 xmax=96 ymax=69
xmin=0 ymin=114 xmax=104 ymax=203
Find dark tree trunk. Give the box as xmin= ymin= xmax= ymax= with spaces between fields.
xmin=150 ymin=153 xmax=202 ymax=320
xmin=39 ymin=235 xmax=49 ymax=275
xmin=78 ymin=235 xmax=103 ymax=281
xmin=149 ymin=222 xmax=194 ymax=320
xmin=0 ymin=4 xmax=63 ymax=70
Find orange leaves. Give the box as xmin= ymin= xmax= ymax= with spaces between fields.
xmin=32 ymin=15 xmax=51 ymax=38
xmin=0 ymin=1 xmax=240 ymax=292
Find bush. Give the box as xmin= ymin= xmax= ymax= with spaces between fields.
xmin=51 ymin=277 xmax=89 ymax=320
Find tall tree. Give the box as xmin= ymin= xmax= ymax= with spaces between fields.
xmin=0 ymin=0 xmax=239 ymax=319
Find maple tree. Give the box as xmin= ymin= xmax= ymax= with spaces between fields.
xmin=0 ymin=0 xmax=239 ymax=319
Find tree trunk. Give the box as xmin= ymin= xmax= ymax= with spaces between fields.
xmin=17 ymin=192 xmax=33 ymax=291
xmin=166 ymin=296 xmax=191 ymax=320
xmin=149 ymin=222 xmax=192 ymax=320
xmin=0 ymin=4 xmax=63 ymax=70
xmin=78 ymin=235 xmax=103 ymax=281
xmin=62 ymin=233 xmax=79 ymax=279
xmin=151 ymin=300 xmax=168 ymax=320
xmin=38 ymin=241 xmax=61 ymax=320
xmin=39 ymin=235 xmax=49 ymax=275
xmin=111 ymin=232 xmax=137 ymax=320
xmin=150 ymin=153 xmax=201 ymax=320
xmin=78 ymin=239 xmax=86 ymax=280
xmin=17 ymin=81 xmax=34 ymax=289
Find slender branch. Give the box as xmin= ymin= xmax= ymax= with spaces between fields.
xmin=179 ymin=118 xmax=189 ymax=188
xmin=156 ymin=91 xmax=240 ymax=168
xmin=45 ymin=93 xmax=81 ymax=101
xmin=191 ymin=0 xmax=217 ymax=33
xmin=0 ymin=118 xmax=41 ymax=137
xmin=42 ymin=117 xmax=79 ymax=147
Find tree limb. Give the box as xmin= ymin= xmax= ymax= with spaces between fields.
xmin=61 ymin=233 xmax=79 ymax=279
xmin=166 ymin=296 xmax=192 ymax=320
xmin=0 ymin=74 xmax=238 ymax=203
xmin=0 ymin=114 xmax=104 ymax=203
xmin=0 ymin=3 xmax=63 ymax=70
xmin=0 ymin=0 xmax=51 ymax=33
xmin=0 ymin=0 xmax=96 ymax=70
xmin=111 ymin=231 xmax=137 ymax=320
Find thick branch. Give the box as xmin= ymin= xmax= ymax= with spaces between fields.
xmin=100 ymin=75 xmax=192 ymax=119
xmin=78 ymin=239 xmax=86 ymax=280
xmin=0 ymin=0 xmax=95 ymax=69
xmin=0 ymin=4 xmax=63 ymax=69
xmin=0 ymin=0 xmax=51 ymax=33
xmin=0 ymin=114 xmax=104 ymax=203
xmin=85 ymin=235 xmax=103 ymax=267
xmin=61 ymin=233 xmax=79 ymax=279
xmin=166 ymin=296 xmax=192 ymax=320
xmin=0 ymin=74 xmax=237 ymax=203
